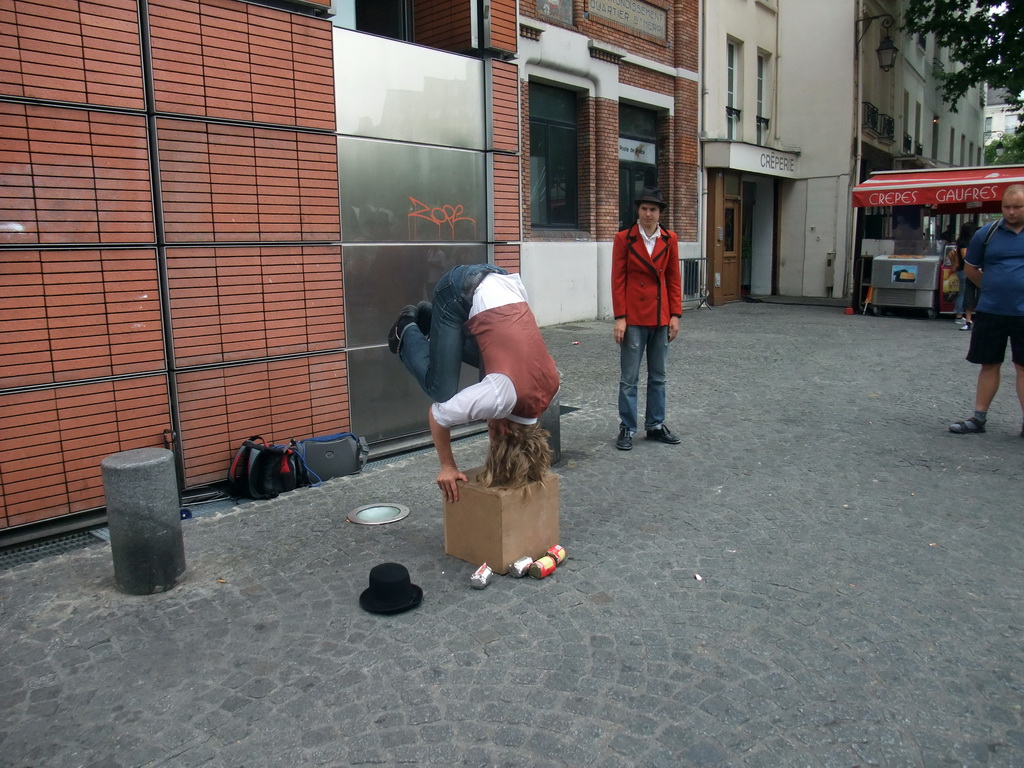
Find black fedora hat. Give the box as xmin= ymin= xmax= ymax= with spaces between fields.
xmin=635 ymin=187 xmax=667 ymax=210
xmin=359 ymin=562 xmax=423 ymax=615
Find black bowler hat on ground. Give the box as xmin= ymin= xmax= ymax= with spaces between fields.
xmin=635 ymin=187 xmax=667 ymax=210
xmin=359 ymin=562 xmax=423 ymax=615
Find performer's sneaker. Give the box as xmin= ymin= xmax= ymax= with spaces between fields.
xmin=387 ymin=305 xmax=417 ymax=354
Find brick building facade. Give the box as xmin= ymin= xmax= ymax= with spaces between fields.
xmin=1 ymin=0 xmax=698 ymax=537
xmin=515 ymin=0 xmax=701 ymax=326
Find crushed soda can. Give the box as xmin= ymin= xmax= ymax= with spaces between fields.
xmin=529 ymin=555 xmax=558 ymax=579
xmin=508 ymin=555 xmax=533 ymax=578
xmin=470 ymin=563 xmax=493 ymax=589
xmin=545 ymin=544 xmax=566 ymax=565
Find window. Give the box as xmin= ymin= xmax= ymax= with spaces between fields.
xmin=756 ymin=54 xmax=770 ymax=145
xmin=618 ymin=104 xmax=659 ymax=229
xmin=914 ymin=102 xmax=922 ymax=153
xmin=902 ymin=90 xmax=910 ymax=149
xmin=530 ymin=83 xmax=578 ymax=228
xmin=330 ymin=0 xmax=413 ymax=41
xmin=727 ymin=41 xmax=741 ymax=140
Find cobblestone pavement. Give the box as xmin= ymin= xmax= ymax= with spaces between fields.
xmin=2 ymin=303 xmax=1022 ymax=768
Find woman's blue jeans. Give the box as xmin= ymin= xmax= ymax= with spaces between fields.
xmin=954 ymin=270 xmax=966 ymax=315
xmin=618 ymin=324 xmax=668 ymax=434
xmin=398 ymin=264 xmax=506 ymax=402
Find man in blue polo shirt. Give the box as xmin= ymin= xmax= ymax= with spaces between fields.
xmin=949 ymin=185 xmax=1024 ymax=436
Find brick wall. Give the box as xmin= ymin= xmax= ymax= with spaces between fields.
xmin=491 ymin=60 xmax=521 ymax=255
xmin=157 ymin=121 xmax=340 ymax=242
xmin=0 ymin=104 xmax=155 ymax=245
xmin=486 ymin=0 xmax=519 ymax=54
xmin=0 ymin=0 xmax=339 ymax=531
xmin=520 ymin=0 xmax=700 ymax=242
xmin=523 ymin=0 xmax=675 ymax=68
xmin=0 ymin=0 xmax=146 ymax=109
xmin=1 ymin=0 xmax=522 ymax=533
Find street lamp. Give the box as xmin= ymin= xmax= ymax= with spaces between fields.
xmin=857 ymin=13 xmax=899 ymax=72
xmin=996 ymin=142 xmax=1006 ymax=158
xmin=875 ymin=35 xmax=898 ymax=72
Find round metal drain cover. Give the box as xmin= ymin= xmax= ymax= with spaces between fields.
xmin=347 ymin=503 xmax=410 ymax=525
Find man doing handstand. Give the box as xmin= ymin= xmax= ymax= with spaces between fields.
xmin=388 ymin=264 xmax=560 ymax=502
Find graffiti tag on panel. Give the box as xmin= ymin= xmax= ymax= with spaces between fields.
xmin=408 ymin=197 xmax=477 ymax=241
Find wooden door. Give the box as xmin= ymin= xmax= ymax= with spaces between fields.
xmin=721 ymin=198 xmax=741 ymax=302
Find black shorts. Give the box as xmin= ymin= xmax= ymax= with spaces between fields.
xmin=963 ymin=279 xmax=979 ymax=312
xmin=966 ymin=312 xmax=1024 ymax=365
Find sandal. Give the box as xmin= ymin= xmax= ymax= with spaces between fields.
xmin=949 ymin=417 xmax=986 ymax=434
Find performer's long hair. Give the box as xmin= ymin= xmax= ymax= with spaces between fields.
xmin=479 ymin=423 xmax=552 ymax=490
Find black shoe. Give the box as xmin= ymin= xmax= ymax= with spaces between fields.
xmin=415 ymin=301 xmax=432 ymax=337
xmin=646 ymin=425 xmax=681 ymax=444
xmin=387 ymin=305 xmax=417 ymax=354
xmin=615 ymin=427 xmax=632 ymax=451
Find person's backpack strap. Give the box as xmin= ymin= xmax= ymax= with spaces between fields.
xmin=249 ymin=442 xmax=303 ymax=499
xmin=227 ymin=435 xmax=265 ymax=496
xmin=983 ymin=220 xmax=1000 ymax=250
xmin=288 ymin=440 xmax=322 ymax=487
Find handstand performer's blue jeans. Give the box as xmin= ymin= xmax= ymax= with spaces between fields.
xmin=618 ymin=324 xmax=668 ymax=434
xmin=399 ymin=264 xmax=506 ymax=402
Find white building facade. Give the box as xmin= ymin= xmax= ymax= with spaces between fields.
xmin=701 ymin=0 xmax=985 ymax=304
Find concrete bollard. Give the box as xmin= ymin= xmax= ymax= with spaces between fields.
xmin=540 ymin=389 xmax=561 ymax=466
xmin=101 ymin=447 xmax=186 ymax=595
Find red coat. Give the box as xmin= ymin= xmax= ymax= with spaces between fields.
xmin=611 ymin=223 xmax=682 ymax=326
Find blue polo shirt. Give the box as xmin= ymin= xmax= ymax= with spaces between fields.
xmin=965 ymin=220 xmax=1024 ymax=316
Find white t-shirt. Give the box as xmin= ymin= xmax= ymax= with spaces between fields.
xmin=431 ymin=273 xmax=539 ymax=428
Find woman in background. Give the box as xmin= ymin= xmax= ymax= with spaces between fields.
xmin=954 ymin=222 xmax=978 ymax=330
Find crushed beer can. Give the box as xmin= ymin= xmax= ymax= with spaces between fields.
xmin=470 ymin=562 xmax=493 ymax=589
xmin=508 ymin=555 xmax=533 ymax=578
xmin=545 ymin=544 xmax=566 ymax=565
xmin=529 ymin=555 xmax=558 ymax=579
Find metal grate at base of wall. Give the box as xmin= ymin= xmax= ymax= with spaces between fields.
xmin=0 ymin=531 xmax=105 ymax=571
xmin=0 ymin=409 xmax=581 ymax=570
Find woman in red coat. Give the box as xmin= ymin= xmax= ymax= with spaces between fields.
xmin=611 ymin=187 xmax=683 ymax=451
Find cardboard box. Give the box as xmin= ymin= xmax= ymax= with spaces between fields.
xmin=444 ymin=467 xmax=560 ymax=574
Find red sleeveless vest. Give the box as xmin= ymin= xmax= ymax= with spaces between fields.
xmin=465 ymin=303 xmax=559 ymax=419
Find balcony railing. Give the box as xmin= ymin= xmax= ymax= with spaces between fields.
xmin=863 ymin=101 xmax=880 ymax=133
xmin=755 ymin=115 xmax=770 ymax=145
xmin=861 ymin=103 xmax=894 ymax=141
xmin=877 ymin=113 xmax=895 ymax=141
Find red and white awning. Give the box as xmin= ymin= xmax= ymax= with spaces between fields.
xmin=851 ymin=165 xmax=1024 ymax=213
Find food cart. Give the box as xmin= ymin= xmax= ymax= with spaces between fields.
xmin=851 ymin=164 xmax=1024 ymax=317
